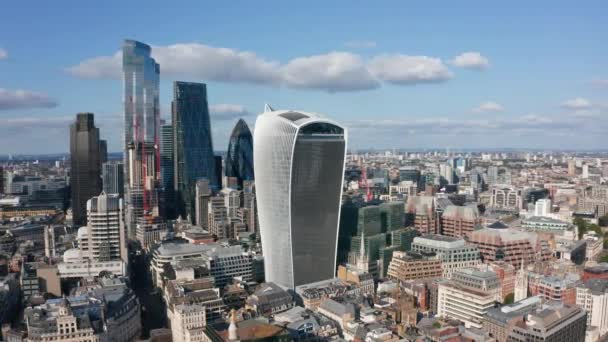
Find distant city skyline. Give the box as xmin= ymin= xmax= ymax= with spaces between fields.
xmin=1 ymin=1 xmax=608 ymax=153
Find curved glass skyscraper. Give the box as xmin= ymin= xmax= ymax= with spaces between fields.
xmin=225 ymin=119 xmax=254 ymax=189
xmin=122 ymin=40 xmax=160 ymax=235
xmin=254 ymin=108 xmax=347 ymax=288
xmin=172 ymin=82 xmax=217 ymax=222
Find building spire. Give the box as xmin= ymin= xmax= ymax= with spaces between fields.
xmin=359 ymin=230 xmax=366 ymax=261
xmin=228 ymin=309 xmax=238 ymax=341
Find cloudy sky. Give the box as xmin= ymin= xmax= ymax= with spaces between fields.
xmin=1 ymin=1 xmax=607 ymax=154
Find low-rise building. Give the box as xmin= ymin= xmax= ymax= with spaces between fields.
xmin=521 ymin=216 xmax=571 ymax=231
xmin=317 ymin=299 xmax=356 ymax=330
xmin=467 ymin=221 xmax=551 ymax=268
xmin=576 ymin=279 xmax=608 ymax=339
xmin=245 ymin=282 xmax=294 ymax=316
xmin=295 ymin=278 xmax=373 ymax=310
xmin=440 ymin=205 xmax=482 ymax=238
xmin=437 ymin=268 xmax=501 ymax=328
xmin=528 ymin=272 xmax=581 ymax=305
xmin=507 ymin=302 xmax=586 ymax=341
xmin=386 ymin=251 xmax=443 ymax=282
xmin=483 ymin=296 xmax=542 ymax=342
xmin=171 ymin=304 xmax=206 ymax=342
xmin=25 ymin=276 xmax=140 ymax=342
xmin=411 ymin=234 xmax=482 ymax=279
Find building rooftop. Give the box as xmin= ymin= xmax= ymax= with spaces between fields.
xmin=485 ymin=296 xmax=542 ymax=324
xmin=584 ymin=263 xmax=608 ymax=274
xmin=442 ymin=205 xmax=479 ymax=220
xmin=581 ymin=279 xmax=608 ymax=294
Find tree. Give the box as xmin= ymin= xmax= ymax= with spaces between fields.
xmin=504 ymin=293 xmax=515 ymax=305
xmin=574 ymin=217 xmax=588 ymax=239
xmin=599 ymin=215 xmax=608 ymax=227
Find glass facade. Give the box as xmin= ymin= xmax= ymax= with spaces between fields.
xmin=172 ymin=82 xmax=217 ymax=221
xmin=160 ymin=124 xmax=175 ymax=219
xmin=123 ymin=40 xmax=160 ymax=147
xmin=70 ymin=113 xmax=102 ymax=226
xmin=380 ymin=202 xmax=404 ymax=232
xmin=122 ymin=40 xmax=160 ymax=231
xmin=290 ymin=125 xmax=346 ymax=286
xmin=357 ymin=206 xmax=382 ymax=235
xmin=102 ymin=162 xmax=124 ymax=197
xmin=254 ymin=110 xmax=347 ymax=288
xmin=225 ymin=119 xmax=254 ymax=189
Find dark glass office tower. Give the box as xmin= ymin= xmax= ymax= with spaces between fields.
xmin=225 ymin=119 xmax=254 ymax=189
xmin=99 ymin=140 xmax=108 ymax=165
xmin=160 ymin=123 xmax=176 ymax=219
xmin=70 ymin=113 xmax=102 ymax=226
xmin=172 ymin=82 xmax=216 ymax=221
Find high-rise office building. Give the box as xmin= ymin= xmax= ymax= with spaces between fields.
xmin=0 ymin=166 xmax=4 ymax=195
xmin=70 ymin=113 xmax=102 ymax=227
xmin=160 ymin=123 xmax=176 ymax=219
xmin=225 ymin=119 xmax=254 ymax=189
xmin=99 ymin=139 xmax=108 ymax=165
xmin=214 ymin=155 xmax=223 ymax=189
xmin=534 ymin=198 xmax=552 ymax=217
xmin=568 ymin=159 xmax=577 ymax=176
xmin=195 ymin=178 xmax=211 ymax=228
xmin=122 ymin=39 xmax=161 ymax=234
xmin=102 ymin=162 xmax=124 ymax=197
xmin=172 ymin=82 xmax=216 ymax=222
xmin=85 ymin=192 xmax=127 ymax=264
xmin=583 ymin=164 xmax=590 ymax=179
xmin=254 ymin=108 xmax=347 ymax=288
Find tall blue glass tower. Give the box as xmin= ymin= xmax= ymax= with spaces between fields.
xmin=225 ymin=119 xmax=254 ymax=189
xmin=122 ymin=39 xmax=160 ymax=235
xmin=172 ymin=81 xmax=217 ymax=221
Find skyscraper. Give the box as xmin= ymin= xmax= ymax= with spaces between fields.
xmin=99 ymin=139 xmax=108 ymax=165
xmin=102 ymin=162 xmax=124 ymax=197
xmin=85 ymin=192 xmax=127 ymax=266
xmin=225 ymin=119 xmax=254 ymax=189
xmin=254 ymin=108 xmax=347 ymax=288
xmin=195 ymin=178 xmax=211 ymax=228
xmin=0 ymin=166 xmax=4 ymax=195
xmin=122 ymin=39 xmax=161 ymax=235
xmin=160 ymin=123 xmax=175 ymax=219
xmin=172 ymin=81 xmax=216 ymax=221
xmin=70 ymin=113 xmax=102 ymax=227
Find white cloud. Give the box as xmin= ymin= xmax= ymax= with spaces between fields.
xmin=154 ymin=43 xmax=281 ymax=84
xmin=281 ymin=52 xmax=379 ymax=92
xmin=450 ymin=51 xmax=490 ymax=70
xmin=65 ymin=51 xmax=122 ymax=79
xmin=66 ymin=42 xmax=456 ymax=92
xmin=0 ymin=48 xmax=7 ymax=60
xmin=0 ymin=88 xmax=58 ymax=110
xmin=473 ymin=101 xmax=504 ymax=113
xmin=561 ymin=97 xmax=593 ymax=110
xmin=344 ymin=40 xmax=377 ymax=49
xmin=368 ymin=54 xmax=452 ymax=84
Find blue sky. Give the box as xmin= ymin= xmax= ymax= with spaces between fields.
xmin=1 ymin=0 xmax=607 ymax=154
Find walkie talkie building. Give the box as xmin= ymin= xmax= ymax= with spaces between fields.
xmin=254 ymin=107 xmax=347 ymax=288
